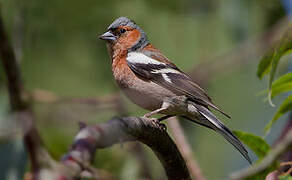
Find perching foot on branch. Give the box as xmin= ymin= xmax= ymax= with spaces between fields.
xmin=147 ymin=117 xmax=167 ymax=131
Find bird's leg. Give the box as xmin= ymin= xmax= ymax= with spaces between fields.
xmin=142 ymin=101 xmax=173 ymax=131
xmin=143 ymin=110 xmax=171 ymax=131
xmin=143 ymin=99 xmax=172 ymax=119
xmin=143 ymin=107 xmax=167 ymax=118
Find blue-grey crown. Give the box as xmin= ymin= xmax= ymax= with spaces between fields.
xmin=108 ymin=17 xmax=149 ymax=51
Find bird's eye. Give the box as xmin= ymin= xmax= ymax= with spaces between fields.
xmin=120 ymin=28 xmax=126 ymax=33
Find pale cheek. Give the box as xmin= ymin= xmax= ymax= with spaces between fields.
xmin=115 ymin=31 xmax=140 ymax=50
xmin=127 ymin=35 xmax=138 ymax=45
xmin=125 ymin=31 xmax=141 ymax=48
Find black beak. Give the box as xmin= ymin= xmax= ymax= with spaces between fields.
xmin=99 ymin=31 xmax=117 ymax=41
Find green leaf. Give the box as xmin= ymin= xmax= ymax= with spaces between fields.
xmin=271 ymin=82 xmax=292 ymax=99
xmin=269 ymin=25 xmax=292 ymax=90
xmin=257 ymin=23 xmax=292 ymax=80
xmin=270 ymin=73 xmax=292 ymax=98
xmin=257 ymin=50 xmax=273 ymax=79
xmin=257 ymin=23 xmax=292 ymax=106
xmin=279 ymin=175 xmax=292 ymax=180
xmin=265 ymin=94 xmax=292 ymax=133
xmin=233 ymin=130 xmax=270 ymax=160
xmin=233 ymin=131 xmax=279 ymax=180
xmin=244 ymin=167 xmax=278 ymax=180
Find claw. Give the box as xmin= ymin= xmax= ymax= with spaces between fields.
xmin=159 ymin=123 xmax=167 ymax=131
xmin=149 ymin=118 xmax=166 ymax=131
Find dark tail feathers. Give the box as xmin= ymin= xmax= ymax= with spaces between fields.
xmin=185 ymin=104 xmax=252 ymax=164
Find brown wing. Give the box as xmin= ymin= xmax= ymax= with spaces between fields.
xmin=127 ymin=48 xmax=230 ymax=118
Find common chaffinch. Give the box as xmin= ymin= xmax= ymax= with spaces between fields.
xmin=99 ymin=17 xmax=251 ymax=164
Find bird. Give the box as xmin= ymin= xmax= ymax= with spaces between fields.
xmin=99 ymin=16 xmax=251 ymax=164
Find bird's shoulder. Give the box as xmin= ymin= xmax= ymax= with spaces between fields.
xmin=139 ymin=44 xmax=179 ymax=70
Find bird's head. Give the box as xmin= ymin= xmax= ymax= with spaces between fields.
xmin=99 ymin=17 xmax=149 ymax=52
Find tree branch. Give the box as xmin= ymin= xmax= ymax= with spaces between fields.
xmin=30 ymin=89 xmax=128 ymax=116
xmin=168 ymin=117 xmax=206 ymax=180
xmin=62 ymin=117 xmax=191 ymax=180
xmin=0 ymin=6 xmax=25 ymax=111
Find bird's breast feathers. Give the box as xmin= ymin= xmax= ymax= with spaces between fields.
xmin=111 ymin=52 xmax=177 ymax=110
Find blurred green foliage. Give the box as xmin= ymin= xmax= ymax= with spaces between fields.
xmin=0 ymin=0 xmax=289 ymax=179
xmin=265 ymin=94 xmax=292 ymax=133
xmin=279 ymin=175 xmax=292 ymax=180
xmin=257 ymin=23 xmax=292 ymax=134
xmin=233 ymin=130 xmax=271 ymax=160
xmin=233 ymin=130 xmax=279 ymax=179
xmin=257 ymin=24 xmax=292 ymax=84
xmin=245 ymin=21 xmax=292 ymax=179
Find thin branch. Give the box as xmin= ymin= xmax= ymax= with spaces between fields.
xmin=168 ymin=117 xmax=206 ymax=180
xmin=0 ymin=7 xmax=53 ymax=178
xmin=229 ymin=130 xmax=292 ymax=180
xmin=0 ymin=6 xmax=25 ymax=111
xmin=62 ymin=117 xmax=191 ymax=180
xmin=30 ymin=89 xmax=128 ymax=115
xmin=30 ymin=89 xmax=118 ymax=104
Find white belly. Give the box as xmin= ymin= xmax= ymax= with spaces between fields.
xmin=121 ymin=79 xmax=176 ymax=111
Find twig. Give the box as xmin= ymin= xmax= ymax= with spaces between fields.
xmin=30 ymin=89 xmax=128 ymax=115
xmin=168 ymin=117 xmax=206 ymax=180
xmin=280 ymin=161 xmax=292 ymax=167
xmin=30 ymin=89 xmax=118 ymax=105
xmin=229 ymin=130 xmax=292 ymax=180
xmin=62 ymin=117 xmax=191 ymax=180
xmin=0 ymin=7 xmax=25 ymax=111
xmin=0 ymin=6 xmax=45 ymax=177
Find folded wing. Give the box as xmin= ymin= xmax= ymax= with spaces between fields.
xmin=126 ymin=50 xmax=230 ymax=118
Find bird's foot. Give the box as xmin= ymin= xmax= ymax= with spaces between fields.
xmin=148 ymin=118 xmax=167 ymax=131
